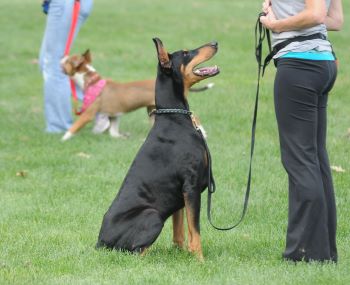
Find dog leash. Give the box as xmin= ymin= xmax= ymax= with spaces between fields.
xmin=189 ymin=13 xmax=271 ymax=231
xmin=205 ymin=13 xmax=271 ymax=231
xmin=64 ymin=0 xmax=82 ymax=115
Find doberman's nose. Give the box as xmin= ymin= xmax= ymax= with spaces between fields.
xmin=210 ymin=41 xmax=218 ymax=48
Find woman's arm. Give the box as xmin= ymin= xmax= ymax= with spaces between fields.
xmin=260 ymin=0 xmax=327 ymax=33
xmin=325 ymin=0 xmax=344 ymax=31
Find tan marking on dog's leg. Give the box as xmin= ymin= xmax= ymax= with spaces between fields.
xmin=184 ymin=193 xmax=204 ymax=261
xmin=147 ymin=105 xmax=156 ymax=126
xmin=172 ymin=208 xmax=185 ymax=249
xmin=140 ymin=247 xmax=149 ymax=257
xmin=62 ymin=101 xmax=99 ymax=140
xmin=192 ymin=115 xmax=207 ymax=138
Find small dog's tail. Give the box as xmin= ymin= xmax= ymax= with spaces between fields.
xmin=189 ymin=82 xmax=215 ymax=93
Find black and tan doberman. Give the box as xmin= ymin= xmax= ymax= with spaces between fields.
xmin=96 ymin=38 xmax=219 ymax=260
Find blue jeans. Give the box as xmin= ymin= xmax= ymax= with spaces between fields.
xmin=39 ymin=0 xmax=93 ymax=132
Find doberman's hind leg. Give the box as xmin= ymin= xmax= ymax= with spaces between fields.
xmin=184 ymin=192 xmax=204 ymax=261
xmin=96 ymin=208 xmax=164 ymax=254
xmin=172 ymin=208 xmax=185 ymax=249
xmin=140 ymin=247 xmax=150 ymax=257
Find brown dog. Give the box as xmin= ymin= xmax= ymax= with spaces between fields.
xmin=60 ymin=50 xmax=212 ymax=141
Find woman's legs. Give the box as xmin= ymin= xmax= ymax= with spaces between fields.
xmin=317 ymin=94 xmax=338 ymax=262
xmin=316 ymin=60 xmax=338 ymax=262
xmin=274 ymin=59 xmax=337 ymax=262
xmin=39 ymin=0 xmax=93 ymax=132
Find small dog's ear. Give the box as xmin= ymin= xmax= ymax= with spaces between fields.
xmin=72 ymin=57 xmax=85 ymax=68
xmin=153 ymin=38 xmax=172 ymax=70
xmin=82 ymin=49 xmax=92 ymax=63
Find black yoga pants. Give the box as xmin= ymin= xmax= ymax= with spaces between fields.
xmin=274 ymin=58 xmax=337 ymax=262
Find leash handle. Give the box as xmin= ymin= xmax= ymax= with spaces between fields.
xmin=64 ymin=0 xmax=82 ymax=115
xmin=64 ymin=0 xmax=80 ymax=56
xmin=206 ymin=13 xmax=269 ymax=231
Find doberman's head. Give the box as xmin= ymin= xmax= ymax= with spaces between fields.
xmin=153 ymin=38 xmax=219 ymax=109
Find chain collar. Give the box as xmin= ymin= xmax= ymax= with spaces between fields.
xmin=148 ymin=108 xmax=192 ymax=116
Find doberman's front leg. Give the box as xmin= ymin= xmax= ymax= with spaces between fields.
xmin=184 ymin=192 xmax=203 ymax=261
xmin=172 ymin=208 xmax=185 ymax=249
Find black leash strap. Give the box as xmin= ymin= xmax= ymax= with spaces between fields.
xmin=262 ymin=32 xmax=327 ymax=74
xmin=205 ymin=13 xmax=271 ymax=231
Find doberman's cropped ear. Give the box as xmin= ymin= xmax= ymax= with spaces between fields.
xmin=82 ymin=49 xmax=92 ymax=63
xmin=153 ymin=38 xmax=172 ymax=70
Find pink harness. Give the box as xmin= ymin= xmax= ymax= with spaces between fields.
xmin=81 ymin=79 xmax=106 ymax=113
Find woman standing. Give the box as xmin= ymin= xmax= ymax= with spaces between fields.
xmin=260 ymin=0 xmax=343 ymax=262
xmin=39 ymin=0 xmax=94 ymax=133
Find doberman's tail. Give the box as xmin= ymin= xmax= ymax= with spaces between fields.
xmin=189 ymin=82 xmax=215 ymax=93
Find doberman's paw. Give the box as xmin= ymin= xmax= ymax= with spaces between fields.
xmin=173 ymin=240 xmax=185 ymax=250
xmin=191 ymin=250 xmax=204 ymax=262
xmin=140 ymin=247 xmax=149 ymax=257
xmin=187 ymin=245 xmax=204 ymax=262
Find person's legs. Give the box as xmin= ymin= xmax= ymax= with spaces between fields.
xmin=316 ymin=60 xmax=338 ymax=262
xmin=274 ymin=59 xmax=335 ymax=262
xmin=39 ymin=0 xmax=93 ymax=132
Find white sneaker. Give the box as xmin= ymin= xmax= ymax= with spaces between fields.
xmin=92 ymin=113 xmax=110 ymax=134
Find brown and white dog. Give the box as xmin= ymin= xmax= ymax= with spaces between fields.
xmin=60 ymin=50 xmax=212 ymax=141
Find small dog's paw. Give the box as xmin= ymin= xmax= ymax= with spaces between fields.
xmin=110 ymin=132 xmax=130 ymax=139
xmin=61 ymin=131 xmax=73 ymax=141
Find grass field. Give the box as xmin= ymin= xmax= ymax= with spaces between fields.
xmin=1 ymin=0 xmax=350 ymax=284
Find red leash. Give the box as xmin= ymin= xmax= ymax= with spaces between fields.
xmin=64 ymin=0 xmax=82 ymax=115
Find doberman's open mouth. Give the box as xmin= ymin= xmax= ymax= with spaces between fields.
xmin=193 ymin=65 xmax=220 ymax=77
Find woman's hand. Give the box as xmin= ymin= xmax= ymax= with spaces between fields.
xmin=325 ymin=0 xmax=343 ymax=31
xmin=260 ymin=6 xmax=280 ymax=32
xmin=262 ymin=0 xmax=271 ymax=14
xmin=260 ymin=0 xmax=328 ymax=33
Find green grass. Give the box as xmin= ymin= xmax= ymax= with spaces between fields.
xmin=1 ymin=0 xmax=350 ymax=284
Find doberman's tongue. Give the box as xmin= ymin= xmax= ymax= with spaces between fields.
xmin=194 ymin=65 xmax=219 ymax=76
